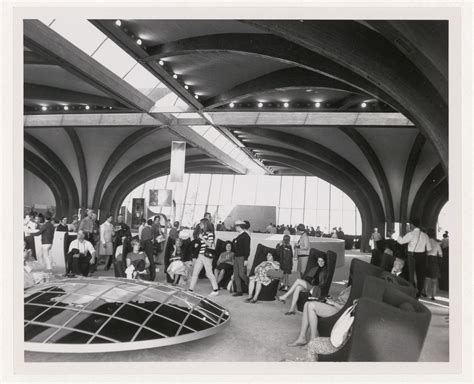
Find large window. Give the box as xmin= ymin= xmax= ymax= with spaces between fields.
xmin=122 ymin=174 xmax=362 ymax=234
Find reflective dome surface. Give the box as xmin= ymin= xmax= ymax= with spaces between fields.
xmin=24 ymin=277 xmax=230 ymax=353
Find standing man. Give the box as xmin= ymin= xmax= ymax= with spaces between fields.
xmin=141 ymin=219 xmax=156 ymax=281
xmin=370 ymin=227 xmax=383 ymax=250
xmin=31 ymin=213 xmax=55 ymax=273
xmin=397 ymin=219 xmax=432 ymax=298
xmin=78 ymin=209 xmax=94 ymax=242
xmin=204 ymin=212 xmax=215 ymax=236
xmin=231 ymin=220 xmax=251 ymax=297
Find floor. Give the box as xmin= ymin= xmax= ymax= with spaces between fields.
xmin=24 ymin=251 xmax=449 ymax=362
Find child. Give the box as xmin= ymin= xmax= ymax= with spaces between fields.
xmin=276 ymin=234 xmax=293 ymax=291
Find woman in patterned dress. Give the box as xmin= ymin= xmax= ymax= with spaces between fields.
xmin=245 ymin=253 xmax=280 ymax=303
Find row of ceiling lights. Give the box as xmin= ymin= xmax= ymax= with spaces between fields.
xmin=114 ymin=20 xmax=200 ymax=101
xmin=229 ymin=101 xmax=369 ymax=109
xmin=35 ymin=105 xmax=114 ymax=112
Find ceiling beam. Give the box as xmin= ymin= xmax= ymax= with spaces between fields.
xmin=203 ymin=67 xmax=367 ymax=109
xmin=24 ymin=20 xmax=154 ymax=112
xmin=90 ymin=20 xmax=202 ymax=110
xmin=240 ymin=20 xmax=447 ymax=171
xmin=24 ymin=83 xmax=125 ymax=108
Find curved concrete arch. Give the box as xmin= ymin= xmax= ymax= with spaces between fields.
xmin=24 ymin=150 xmax=70 ymax=217
xmin=233 ymin=127 xmax=385 ymax=220
xmin=107 ymin=160 xmax=230 ymax=216
xmin=240 ymin=20 xmax=448 ymax=171
xmin=338 ymin=126 xmax=395 ymax=223
xmin=64 ymin=127 xmax=88 ymax=207
xmin=420 ymin=179 xmax=448 ymax=230
xmin=409 ymin=163 xmax=446 ymax=225
xmin=24 ymin=133 xmax=80 ymax=213
xmin=203 ymin=67 xmax=367 ymax=109
xmin=91 ymin=126 xmax=164 ymax=209
xmin=399 ymin=133 xmax=426 ymax=230
xmin=258 ymin=152 xmax=379 ymax=252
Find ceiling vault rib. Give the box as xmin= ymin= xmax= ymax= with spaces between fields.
xmin=399 ymin=133 xmax=427 ymax=229
xmin=338 ymin=126 xmax=395 ymax=223
xmin=63 ymin=127 xmax=89 ymax=207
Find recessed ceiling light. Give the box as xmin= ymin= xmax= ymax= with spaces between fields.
xmin=184 ymin=84 xmax=189 ymax=90
xmin=306 ymin=89 xmax=312 ymax=92
xmin=283 ymin=102 xmax=289 ymax=108
xmin=136 ymin=39 xmax=142 ymax=45
xmin=85 ymin=105 xmax=90 ymax=110
xmin=173 ymin=74 xmax=178 ymax=79
xmin=63 ymin=106 xmax=69 ymax=111
xmin=109 ymin=106 xmax=113 ymax=109
xmin=229 ymin=103 xmax=235 ymax=108
xmin=361 ymin=102 xmax=367 ymax=108
xmin=159 ymin=60 xmax=164 ymax=66
xmin=315 ymin=102 xmax=321 ymax=108
xmin=41 ymin=106 xmax=47 ymax=111
xmin=115 ymin=20 xmax=122 ymax=27
xmin=194 ymin=94 xmax=199 ymax=99
xmin=258 ymin=102 xmax=263 ymax=108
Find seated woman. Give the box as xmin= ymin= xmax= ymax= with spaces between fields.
xmin=167 ymin=237 xmax=188 ymax=285
xmin=245 ymin=252 xmax=280 ymax=304
xmin=214 ymin=241 xmax=234 ymax=287
xmin=125 ymin=238 xmax=150 ymax=279
xmin=277 ymin=254 xmax=329 ymax=315
xmin=276 ymin=234 xmax=293 ymax=291
xmin=287 ymin=285 xmax=352 ymax=347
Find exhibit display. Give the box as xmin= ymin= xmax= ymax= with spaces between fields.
xmin=24 ymin=277 xmax=230 ymax=353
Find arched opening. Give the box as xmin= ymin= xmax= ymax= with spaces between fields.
xmin=24 ymin=169 xmax=56 ymax=215
xmin=437 ymin=200 xmax=451 ymax=237
xmin=119 ymin=173 xmax=362 ymax=236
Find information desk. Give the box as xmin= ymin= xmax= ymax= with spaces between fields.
xmin=214 ymin=232 xmax=345 ymax=269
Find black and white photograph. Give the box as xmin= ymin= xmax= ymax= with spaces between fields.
xmin=1 ymin=1 xmax=472 ymax=382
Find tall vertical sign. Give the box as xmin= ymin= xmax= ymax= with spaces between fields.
xmin=170 ymin=141 xmax=186 ymax=183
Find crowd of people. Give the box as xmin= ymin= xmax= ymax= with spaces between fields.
xmin=264 ymin=223 xmax=346 ymax=239
xmin=23 ymin=209 xmax=448 ymax=360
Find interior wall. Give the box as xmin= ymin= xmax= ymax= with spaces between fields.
xmin=223 ymin=205 xmax=277 ymax=233
xmin=24 ymin=169 xmax=56 ymax=209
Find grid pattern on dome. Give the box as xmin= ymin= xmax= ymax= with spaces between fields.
xmin=24 ymin=277 xmax=230 ymax=346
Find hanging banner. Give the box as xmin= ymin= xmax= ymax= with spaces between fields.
xmin=170 ymin=141 xmax=186 ymax=183
xmin=149 ymin=189 xmax=173 ymax=207
xmin=131 ymin=198 xmax=145 ymax=230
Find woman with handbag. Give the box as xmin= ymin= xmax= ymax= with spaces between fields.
xmin=277 ymin=254 xmax=329 ymax=315
xmin=188 ymin=218 xmax=219 ymax=296
xmin=245 ymin=252 xmax=280 ymax=303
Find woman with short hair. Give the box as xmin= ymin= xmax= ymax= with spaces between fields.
xmin=424 ymin=228 xmax=443 ymax=300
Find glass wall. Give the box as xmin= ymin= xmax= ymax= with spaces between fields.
xmin=122 ymin=174 xmax=362 ymax=235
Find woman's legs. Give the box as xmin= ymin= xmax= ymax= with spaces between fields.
xmin=288 ymin=285 xmax=304 ymax=312
xmin=214 ymin=268 xmax=221 ymax=283
xmin=202 ymin=256 xmax=218 ymax=290
xmin=42 ymin=244 xmax=53 ymax=271
xmin=252 ymin=282 xmax=263 ymax=302
xmin=279 ymin=278 xmax=309 ymax=300
xmin=432 ymin=278 xmax=439 ymax=299
xmin=424 ymin=277 xmax=432 ymax=298
xmin=188 ymin=256 xmax=204 ymax=290
xmin=288 ymin=302 xmax=311 ymax=346
xmin=247 ymin=277 xmax=256 ymax=299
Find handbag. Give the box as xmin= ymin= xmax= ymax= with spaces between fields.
xmin=267 ymin=269 xmax=284 ymax=279
xmin=330 ymin=301 xmax=357 ymax=348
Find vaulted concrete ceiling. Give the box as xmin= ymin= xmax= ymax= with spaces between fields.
xmin=23 ymin=18 xmax=448 ymax=231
